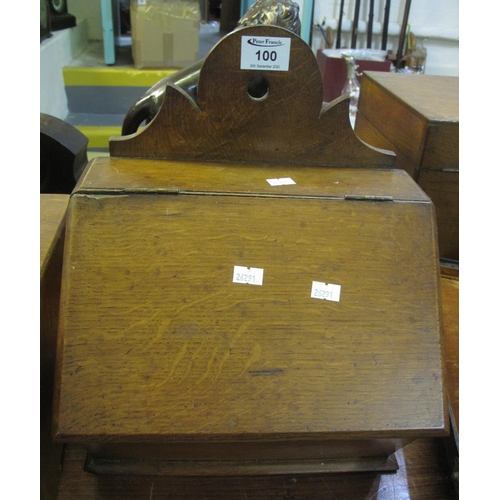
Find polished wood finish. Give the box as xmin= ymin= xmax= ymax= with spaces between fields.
xmin=441 ymin=277 xmax=459 ymax=438
xmin=54 ymin=157 xmax=447 ymax=474
xmin=110 ymin=26 xmax=395 ymax=169
xmin=440 ymin=265 xmax=459 ymax=492
xmin=355 ymin=72 xmax=459 ymax=261
xmin=355 ymin=73 xmax=459 ymax=172
xmin=41 ymin=194 xmax=70 ymax=500
xmin=53 ymin=277 xmax=459 ymax=496
xmin=53 ymin=268 xmax=459 ymax=496
xmin=76 ymin=156 xmax=426 ymax=198
xmin=441 ymin=272 xmax=459 ymax=424
xmin=441 ymin=271 xmax=459 ymax=434
xmin=40 ymin=194 xmax=71 ymax=276
xmin=52 ymin=26 xmax=448 ymax=486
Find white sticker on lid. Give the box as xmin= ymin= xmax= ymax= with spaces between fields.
xmin=266 ymin=177 xmax=296 ymax=186
xmin=233 ymin=266 xmax=264 ymax=286
xmin=240 ymin=36 xmax=291 ymax=71
xmin=311 ymin=281 xmax=341 ymax=302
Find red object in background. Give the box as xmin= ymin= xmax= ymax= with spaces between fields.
xmin=317 ymin=50 xmax=392 ymax=102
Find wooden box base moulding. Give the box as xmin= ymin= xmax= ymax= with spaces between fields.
xmin=83 ymin=439 xmax=404 ymax=476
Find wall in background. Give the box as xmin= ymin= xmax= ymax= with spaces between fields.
xmin=65 ymin=0 xmax=458 ymax=75
xmin=312 ymin=0 xmax=459 ymax=75
xmin=40 ymin=19 xmax=89 ymax=120
xmin=42 ymin=0 xmax=458 ymax=120
xmin=67 ymin=0 xmax=104 ymax=41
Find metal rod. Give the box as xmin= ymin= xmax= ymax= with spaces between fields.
xmin=335 ymin=0 xmax=345 ymax=49
xmin=367 ymin=0 xmax=375 ymax=48
xmin=396 ymin=0 xmax=412 ymax=67
xmin=381 ymin=0 xmax=391 ymax=50
xmin=350 ymin=0 xmax=361 ymax=49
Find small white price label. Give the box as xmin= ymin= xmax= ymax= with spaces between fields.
xmin=233 ymin=266 xmax=264 ymax=286
xmin=311 ymin=281 xmax=341 ymax=302
xmin=266 ymin=177 xmax=296 ymax=186
xmin=240 ymin=36 xmax=291 ymax=71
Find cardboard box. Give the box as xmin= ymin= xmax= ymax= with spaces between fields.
xmin=131 ymin=0 xmax=200 ymax=69
xmin=317 ymin=49 xmax=392 ymax=102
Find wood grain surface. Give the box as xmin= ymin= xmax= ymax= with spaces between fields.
xmin=356 ymin=72 xmax=459 ymax=172
xmin=40 ymin=194 xmax=70 ymax=277
xmin=41 ymin=194 xmax=70 ymax=500
xmin=355 ymin=72 xmax=459 ymax=262
xmin=418 ymin=170 xmax=459 ymax=262
xmin=441 ymin=273 xmax=459 ymax=436
xmin=77 ymin=157 xmax=427 ymax=200
xmin=54 ymin=159 xmax=446 ymax=465
xmin=110 ymin=26 xmax=395 ymax=168
xmin=53 ymin=269 xmax=459 ymax=497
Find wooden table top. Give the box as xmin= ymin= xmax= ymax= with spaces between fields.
xmin=40 ymin=194 xmax=70 ymax=277
xmin=360 ymin=72 xmax=459 ymax=123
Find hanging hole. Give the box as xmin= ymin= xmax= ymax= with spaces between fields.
xmin=247 ymin=75 xmax=269 ymax=101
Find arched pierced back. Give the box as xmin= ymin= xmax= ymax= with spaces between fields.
xmin=110 ymin=25 xmax=395 ymax=168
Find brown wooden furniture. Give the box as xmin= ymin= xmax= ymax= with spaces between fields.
xmin=57 ymin=437 xmax=458 ymax=499
xmin=54 ymin=271 xmax=459 ymax=498
xmin=54 ymin=158 xmax=447 ymax=475
xmin=354 ymin=72 xmax=459 ymax=262
xmin=110 ymin=26 xmax=394 ymax=168
xmin=52 ymin=25 xmax=449 ymax=488
xmin=41 ymin=194 xmax=70 ymax=500
xmin=40 ymin=113 xmax=88 ymax=194
xmin=441 ymin=264 xmax=459 ymax=489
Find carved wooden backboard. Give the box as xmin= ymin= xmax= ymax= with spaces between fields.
xmin=110 ymin=25 xmax=395 ymax=168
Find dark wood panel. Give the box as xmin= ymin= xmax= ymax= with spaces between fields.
xmin=418 ymin=170 xmax=459 ymax=261
xmin=57 ymin=439 xmax=458 ymax=500
xmin=356 ymin=72 xmax=458 ymax=172
xmin=110 ymin=26 xmax=395 ymax=169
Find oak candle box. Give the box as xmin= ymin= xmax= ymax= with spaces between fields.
xmin=53 ymin=157 xmax=448 ymax=476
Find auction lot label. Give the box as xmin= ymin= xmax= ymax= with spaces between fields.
xmin=240 ymin=36 xmax=291 ymax=71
